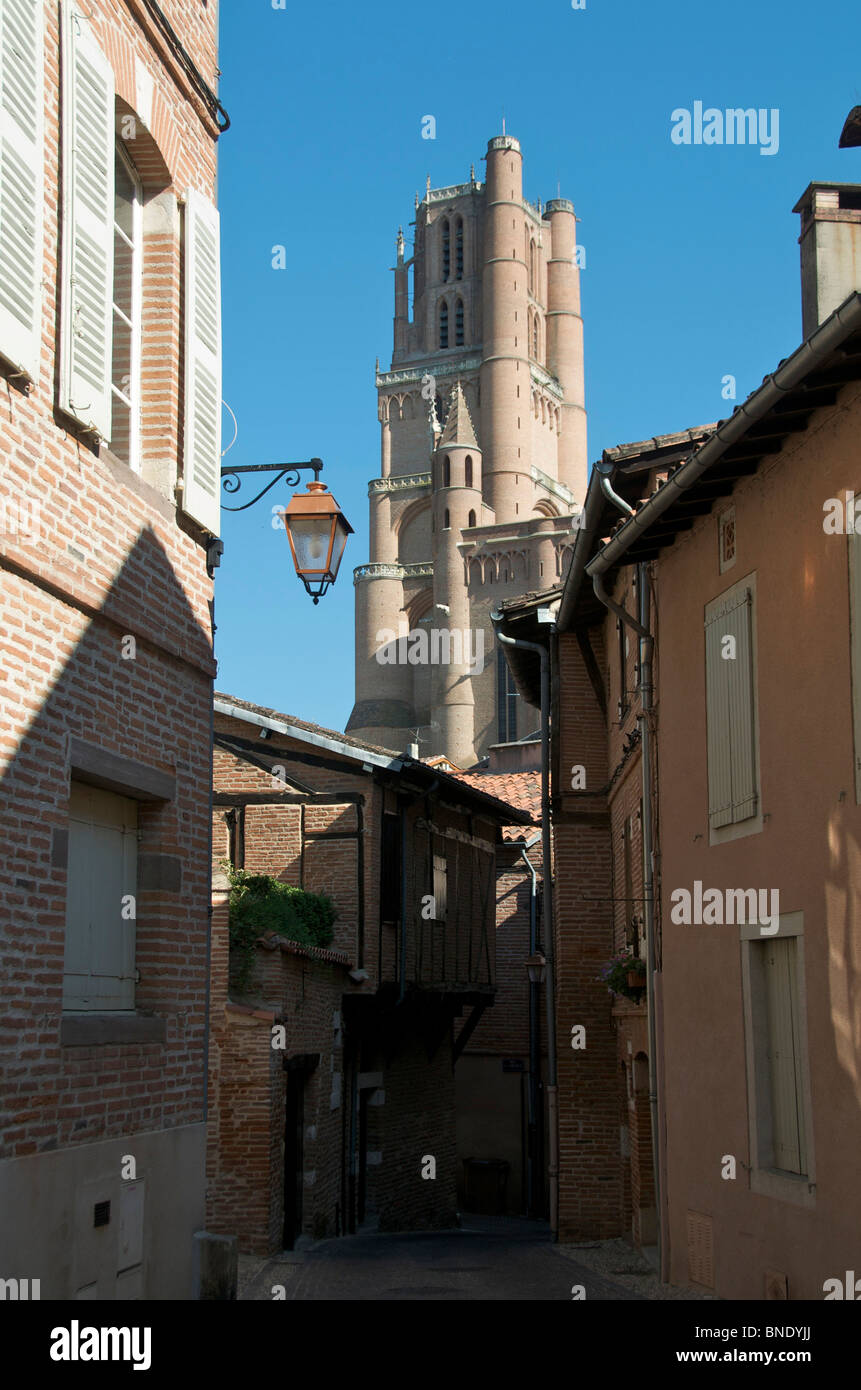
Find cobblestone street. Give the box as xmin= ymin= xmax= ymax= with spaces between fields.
xmin=237 ymin=1217 xmax=684 ymax=1301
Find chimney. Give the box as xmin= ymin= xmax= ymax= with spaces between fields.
xmin=794 ymin=182 xmax=861 ymax=338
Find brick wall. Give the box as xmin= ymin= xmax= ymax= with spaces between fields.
xmin=365 ymin=1033 xmax=459 ymax=1232
xmin=206 ymin=879 xmax=353 ymax=1255
xmin=0 ymin=0 xmax=218 ymax=1166
xmin=553 ymin=627 xmax=624 ymax=1240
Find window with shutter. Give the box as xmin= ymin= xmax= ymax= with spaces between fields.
xmin=110 ymin=139 xmax=142 ymax=470
xmin=704 ymin=583 xmax=758 ymax=830
xmin=0 ymin=0 xmax=44 ymax=382
xmin=761 ymin=936 xmax=806 ymax=1174
xmin=63 ymin=783 xmax=138 ymax=1012
xmin=59 ymin=0 xmax=115 ymax=439
xmin=749 ymin=934 xmax=807 ymax=1176
xmin=182 ymin=188 xmax=222 ymax=535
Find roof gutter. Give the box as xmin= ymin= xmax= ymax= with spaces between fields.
xmin=557 ymin=466 xmax=611 ymax=632
xmin=585 ymin=291 xmax=861 ymax=579
xmin=213 ymin=697 xmax=403 ymax=772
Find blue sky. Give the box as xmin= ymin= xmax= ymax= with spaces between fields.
xmin=214 ymin=0 xmax=861 ymax=735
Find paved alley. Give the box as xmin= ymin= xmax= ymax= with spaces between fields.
xmin=239 ymin=1217 xmax=644 ymax=1301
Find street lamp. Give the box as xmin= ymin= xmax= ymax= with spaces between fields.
xmin=280 ymin=480 xmax=353 ymax=605
xmin=220 ymin=457 xmax=352 ymax=603
xmin=525 ymin=951 xmax=547 ymax=986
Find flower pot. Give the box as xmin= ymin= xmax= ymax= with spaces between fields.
xmin=626 ymin=970 xmax=646 ymax=988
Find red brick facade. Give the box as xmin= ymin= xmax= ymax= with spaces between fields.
xmin=0 ymin=0 xmax=221 ymax=1299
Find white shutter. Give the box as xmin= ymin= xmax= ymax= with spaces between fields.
xmin=705 ymin=587 xmax=757 ymax=827
xmin=762 ymin=937 xmax=805 ymax=1174
xmin=64 ymin=784 xmax=137 ymax=1011
xmin=0 ymin=0 xmax=44 ymax=381
xmin=183 ymin=188 xmax=222 ymax=535
xmin=59 ymin=0 xmax=114 ymax=438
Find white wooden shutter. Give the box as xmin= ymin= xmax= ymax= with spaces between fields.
xmin=704 ymin=587 xmax=757 ymax=828
xmin=183 ymin=188 xmax=222 ymax=535
xmin=0 ymin=0 xmax=44 ymax=381
xmin=63 ymin=784 xmax=137 ymax=1011
xmin=762 ymin=937 xmax=806 ymax=1174
xmin=849 ymin=531 xmax=861 ymax=803
xmin=59 ymin=0 xmax=114 ymax=438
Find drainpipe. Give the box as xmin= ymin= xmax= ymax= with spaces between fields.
xmin=587 ymin=473 xmax=666 ymax=1280
xmin=519 ymin=832 xmax=541 ymax=1218
xmin=494 ymin=622 xmax=558 ymax=1240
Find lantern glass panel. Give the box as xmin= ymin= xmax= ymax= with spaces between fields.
xmin=288 ymin=516 xmax=334 ymax=575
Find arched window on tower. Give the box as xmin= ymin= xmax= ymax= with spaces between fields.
xmin=468 ymin=509 xmax=476 ymax=529
xmin=441 ymin=218 xmax=450 ymax=281
xmin=455 ymin=297 xmax=464 ymax=346
xmin=529 ymin=238 xmax=535 ymax=295
xmin=455 ymin=218 xmax=464 ymax=278
xmin=444 ymin=508 xmax=450 ymax=529
xmin=532 ymin=311 xmax=539 ymax=361
xmin=443 ymin=455 xmax=451 ymax=487
xmin=439 ymin=300 xmax=448 ymax=349
xmin=465 ymin=455 xmax=473 ymax=488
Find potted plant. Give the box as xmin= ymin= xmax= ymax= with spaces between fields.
xmin=597 ymin=950 xmax=647 ymax=1003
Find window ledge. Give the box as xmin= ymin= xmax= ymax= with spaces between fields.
xmin=750 ymin=1166 xmax=815 ymax=1209
xmin=61 ymin=1013 xmax=167 ymax=1047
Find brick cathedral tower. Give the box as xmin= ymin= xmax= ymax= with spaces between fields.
xmin=347 ymin=135 xmax=587 ymax=765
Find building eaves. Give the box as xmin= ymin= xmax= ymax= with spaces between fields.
xmin=586 ymin=290 xmax=861 ymax=585
xmin=214 ymin=693 xmax=532 ymax=825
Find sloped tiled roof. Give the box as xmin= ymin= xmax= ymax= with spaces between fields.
xmin=449 ymin=768 xmax=541 ymax=841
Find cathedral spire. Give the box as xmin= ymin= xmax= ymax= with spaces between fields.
xmin=438 ymin=381 xmax=478 ymax=450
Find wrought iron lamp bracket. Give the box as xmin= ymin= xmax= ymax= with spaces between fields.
xmin=220 ymin=458 xmax=323 ymax=512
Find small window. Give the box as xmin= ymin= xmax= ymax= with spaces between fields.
xmin=441 ymin=218 xmax=450 ymax=281
xmin=465 ymin=455 xmax=473 ymax=488
xmin=111 ymin=140 xmax=143 ymax=470
xmin=439 ymin=300 xmax=448 ymax=349
xmin=64 ymin=783 xmax=138 ymax=1012
xmin=529 ymin=238 xmax=535 ymax=294
xmin=432 ymin=853 xmax=447 ymax=921
xmin=468 ymin=509 xmax=476 ymax=528
xmin=749 ymin=934 xmax=808 ymax=1175
xmin=497 ymin=648 xmax=518 ymax=742
xmin=455 ymin=218 xmax=463 ymax=278
xmin=532 ymin=312 xmax=539 ymax=361
xmin=705 ymin=584 xmax=758 ymax=829
xmin=455 ymin=297 xmax=464 ymax=346
xmin=444 ymin=508 xmax=450 ymax=529
xmin=719 ymin=507 xmax=736 ymax=573
xmin=443 ymin=456 xmax=451 ymax=487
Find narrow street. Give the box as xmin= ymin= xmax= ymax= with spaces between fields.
xmin=239 ymin=1217 xmax=645 ymax=1301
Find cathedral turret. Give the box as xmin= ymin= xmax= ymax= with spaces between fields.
xmin=431 ymin=383 xmax=481 ymax=767
xmin=393 ymin=227 xmax=409 ymax=360
xmin=545 ymin=199 xmax=587 ymax=500
xmin=480 ymin=135 xmax=530 ymax=522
